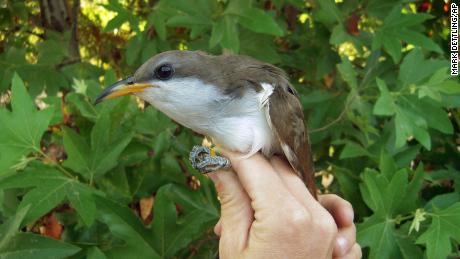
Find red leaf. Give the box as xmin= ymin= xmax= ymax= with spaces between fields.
xmin=40 ymin=212 xmax=63 ymax=240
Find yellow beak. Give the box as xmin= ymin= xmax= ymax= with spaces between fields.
xmin=94 ymin=77 xmax=152 ymax=104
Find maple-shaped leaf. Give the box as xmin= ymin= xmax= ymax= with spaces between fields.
xmin=96 ymin=184 xmax=218 ymax=259
xmin=358 ymin=165 xmax=426 ymax=259
xmin=0 ymin=206 xmax=80 ymax=258
xmin=358 ymin=212 xmax=402 ymax=259
xmin=0 ymin=163 xmax=96 ymax=226
xmin=152 ymin=184 xmax=219 ymax=258
xmin=372 ymin=6 xmax=442 ymax=63
xmin=62 ymin=112 xmax=133 ymax=181
xmin=0 ymin=74 xmax=54 ymax=174
xmin=94 ymin=195 xmax=160 ymax=259
xmin=416 ymin=202 xmax=460 ymax=259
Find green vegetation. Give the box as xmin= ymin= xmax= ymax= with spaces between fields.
xmin=0 ymin=0 xmax=459 ymax=258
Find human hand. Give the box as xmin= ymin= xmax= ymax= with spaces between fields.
xmin=318 ymin=194 xmax=361 ymax=258
xmin=210 ymin=152 xmax=361 ymax=259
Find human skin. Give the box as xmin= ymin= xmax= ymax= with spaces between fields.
xmin=209 ymin=151 xmax=362 ymax=259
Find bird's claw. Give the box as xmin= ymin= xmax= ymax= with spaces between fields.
xmin=189 ymin=145 xmax=231 ymax=174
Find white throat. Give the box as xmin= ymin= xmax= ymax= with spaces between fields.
xmin=137 ymin=78 xmax=276 ymax=156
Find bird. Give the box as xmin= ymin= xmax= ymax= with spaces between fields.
xmin=95 ymin=50 xmax=317 ymax=198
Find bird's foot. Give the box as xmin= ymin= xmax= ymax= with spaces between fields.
xmin=189 ymin=145 xmax=231 ymax=174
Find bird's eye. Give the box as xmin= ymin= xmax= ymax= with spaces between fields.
xmin=155 ymin=64 xmax=174 ymax=80
xmin=287 ymin=86 xmax=296 ymax=95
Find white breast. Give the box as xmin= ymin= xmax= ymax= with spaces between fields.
xmin=210 ymin=83 xmax=275 ymax=156
xmin=137 ymin=78 xmax=276 ymax=156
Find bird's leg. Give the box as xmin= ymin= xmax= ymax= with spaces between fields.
xmin=189 ymin=146 xmax=231 ymax=174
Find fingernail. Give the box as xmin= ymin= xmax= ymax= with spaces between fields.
xmin=336 ymin=235 xmax=348 ymax=255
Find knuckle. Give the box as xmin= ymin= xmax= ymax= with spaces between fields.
xmin=350 ymin=223 xmax=357 ymax=235
xmin=287 ymin=209 xmax=311 ymax=227
xmin=213 ymin=222 xmax=221 ymax=236
xmin=315 ymin=212 xmax=338 ymax=237
xmin=274 ymin=206 xmax=311 ymax=235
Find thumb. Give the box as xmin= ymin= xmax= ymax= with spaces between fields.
xmin=208 ymin=169 xmax=253 ymax=253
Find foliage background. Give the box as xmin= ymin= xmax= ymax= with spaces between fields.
xmin=0 ymin=0 xmax=459 ymax=258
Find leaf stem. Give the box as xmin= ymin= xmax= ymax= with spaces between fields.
xmin=310 ymin=93 xmax=357 ymax=133
xmin=34 ymin=147 xmax=75 ymax=178
xmin=393 ymin=213 xmax=415 ymax=224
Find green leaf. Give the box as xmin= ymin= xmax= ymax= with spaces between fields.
xmin=339 ymin=141 xmax=373 ymax=159
xmin=418 ymin=68 xmax=460 ymax=100
xmin=209 ymin=19 xmax=224 ymax=48
xmin=87 ymin=247 xmax=108 ymax=259
xmin=395 ymin=233 xmax=424 ymax=259
xmin=220 ymin=16 xmax=239 ymax=53
xmin=105 ymin=14 xmax=127 ymax=32
xmin=397 ymin=29 xmax=442 ymax=53
xmin=126 ymin=35 xmax=143 ymax=66
xmin=135 ymin=106 xmax=176 ymax=136
xmin=36 ymin=39 xmax=67 ymax=65
xmin=315 ymin=0 xmax=343 ymax=25
xmin=103 ymin=1 xmax=138 ymax=32
xmin=166 ymin=15 xmax=211 ymax=27
xmin=0 ymin=48 xmax=27 ymax=91
xmin=63 ymin=127 xmax=92 ymax=175
xmin=416 ymin=203 xmax=460 ymax=259
xmin=373 ymin=8 xmax=441 ymax=63
xmin=239 ymin=30 xmax=281 ymax=63
xmin=337 ymin=59 xmax=358 ymax=90
xmin=360 ymin=169 xmax=408 ymax=215
xmin=0 ymin=205 xmax=29 ymax=249
xmin=148 ymin=11 xmax=167 ymax=41
xmin=411 ymin=98 xmax=453 ymax=134
xmin=18 ymin=180 xmax=68 ymax=224
xmin=373 ymin=78 xmax=395 ymax=116
xmin=0 ymin=74 xmax=54 ymax=173
xmin=152 ymin=187 xmax=178 ymax=257
xmin=394 ymin=107 xmax=430 ymax=150
xmin=396 ymin=164 xmax=425 ymax=214
xmin=152 ymin=185 xmax=218 ymax=257
xmin=380 ymin=34 xmax=401 ymax=63
xmin=358 ymin=213 xmax=401 ymax=259
xmin=384 ymin=11 xmax=433 ymax=28
xmin=141 ymin=40 xmax=157 ymax=62
xmin=95 ymin=196 xmax=160 ymax=259
xmin=330 ymin=24 xmax=351 ymax=45
xmin=0 ymin=165 xmax=97 ymax=225
xmin=0 ymin=206 xmax=80 ymax=258
xmin=437 ymin=80 xmax=460 ymax=94
xmin=237 ymin=8 xmax=284 ymax=36
xmin=399 ymin=49 xmax=447 ymax=85
xmin=162 ymin=184 xmax=219 ymax=218
xmin=66 ymin=183 xmax=97 ymax=226
xmin=379 ymin=151 xmax=397 ymax=180
xmin=0 ymin=233 xmax=81 ymax=259
xmin=63 ymin=112 xmax=133 ymax=180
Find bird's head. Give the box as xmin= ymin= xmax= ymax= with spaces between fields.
xmin=95 ymin=50 xmax=238 ymax=132
xmin=96 ymin=51 xmax=208 ymax=103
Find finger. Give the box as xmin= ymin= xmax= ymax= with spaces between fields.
xmin=208 ymin=169 xmax=252 ymax=252
xmin=333 ymin=224 xmax=357 ymax=257
xmin=270 ymin=156 xmax=318 ymax=209
xmin=334 ymin=243 xmax=362 ymax=259
xmin=219 ymin=150 xmax=295 ymax=211
xmin=214 ymin=218 xmax=222 ymax=236
xmin=319 ymin=194 xmax=354 ymax=228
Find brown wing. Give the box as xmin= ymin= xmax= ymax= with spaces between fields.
xmin=266 ymin=84 xmax=317 ymax=199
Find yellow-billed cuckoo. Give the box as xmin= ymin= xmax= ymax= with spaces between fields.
xmin=95 ymin=50 xmax=317 ymax=197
